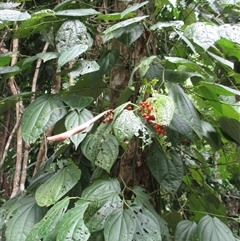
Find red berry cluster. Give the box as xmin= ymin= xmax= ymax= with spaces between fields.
xmin=138 ymin=101 xmax=166 ymax=136
xmin=125 ymin=105 xmax=133 ymax=111
xmin=102 ymin=110 xmax=113 ymax=123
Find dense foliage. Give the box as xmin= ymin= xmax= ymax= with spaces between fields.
xmin=0 ymin=0 xmax=240 ymax=241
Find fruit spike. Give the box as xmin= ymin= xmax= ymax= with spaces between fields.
xmin=138 ymin=101 xmax=166 ymax=136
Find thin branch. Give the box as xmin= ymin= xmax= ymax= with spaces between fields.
xmin=47 ymin=109 xmax=112 ymax=141
xmin=31 ymin=42 xmax=49 ymax=102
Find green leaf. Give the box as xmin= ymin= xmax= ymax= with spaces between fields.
xmin=92 ymin=49 xmax=119 ymax=78
xmin=174 ymin=220 xmax=197 ymax=241
xmin=184 ymin=22 xmax=220 ymax=50
xmin=197 ymin=215 xmax=235 ymax=241
xmin=165 ymin=57 xmax=205 ymax=76
xmin=81 ymin=124 xmax=119 ymax=173
xmin=65 ymin=109 xmax=94 ymax=148
xmin=207 ymin=51 xmax=234 ymax=69
xmin=36 ymin=52 xmax=60 ymax=62
xmin=169 ymin=113 xmax=193 ymax=140
xmin=199 ymin=81 xmax=240 ymax=96
xmin=63 ymin=95 xmax=93 ymax=111
xmin=81 ymin=179 xmax=121 ymax=204
xmin=102 ymin=16 xmax=148 ymax=42
xmin=219 ymin=24 xmax=240 ymax=44
xmin=167 ymin=83 xmax=203 ymax=138
xmin=113 ymin=109 xmax=151 ymax=150
xmin=150 ymin=20 xmax=184 ymax=31
xmin=146 ymin=143 xmax=183 ymax=195
xmin=55 ymin=9 xmax=100 ymax=17
xmin=58 ymin=44 xmax=89 ymax=68
xmin=87 ymin=195 xmax=122 ymax=232
xmin=21 ymin=95 xmax=67 ymax=143
xmin=130 ymin=206 xmax=161 ymax=241
xmin=35 ymin=163 xmax=81 ymax=207
xmin=70 ymin=60 xmax=100 ymax=78
xmin=147 ymin=94 xmax=175 ymax=126
xmin=121 ymin=1 xmax=149 ymax=18
xmin=5 ymin=196 xmax=46 ymax=241
xmin=114 ymin=23 xmax=144 ymax=47
xmin=95 ymin=12 xmax=134 ymax=21
xmin=56 ymin=20 xmax=93 ymax=54
xmin=104 ymin=209 xmax=136 ymax=241
xmin=0 ymin=10 xmax=30 ymax=21
xmin=0 ymin=52 xmax=12 ymax=66
xmin=201 ymin=120 xmax=222 ymax=150
xmin=26 ymin=197 xmax=70 ymax=241
xmin=132 ymin=186 xmax=155 ymax=212
xmin=56 ymin=200 xmax=90 ymax=241
xmin=0 ymin=66 xmax=19 ymax=74
xmin=216 ymin=38 xmax=240 ymax=61
xmin=218 ymin=117 xmax=240 ymax=144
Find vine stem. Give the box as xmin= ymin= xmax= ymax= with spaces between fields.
xmin=47 ymin=109 xmax=112 ymax=142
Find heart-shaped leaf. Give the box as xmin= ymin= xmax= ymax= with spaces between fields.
xmin=35 ymin=163 xmax=81 ymax=207
xmin=65 ymin=109 xmax=94 ymax=148
xmin=21 ymin=95 xmax=67 ymax=143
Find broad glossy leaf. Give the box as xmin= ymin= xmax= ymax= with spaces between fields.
xmin=95 ymin=12 xmax=134 ymax=21
xmin=0 ymin=66 xmax=19 ymax=74
xmin=130 ymin=206 xmax=161 ymax=241
xmin=151 ymin=20 xmax=184 ymax=30
xmin=0 ymin=52 xmax=12 ymax=66
xmin=174 ymin=220 xmax=197 ymax=241
xmin=26 ymin=197 xmax=70 ymax=241
xmin=132 ymin=186 xmax=155 ymax=212
xmin=207 ymin=51 xmax=234 ymax=69
xmin=184 ymin=22 xmax=220 ymax=50
xmin=200 ymin=81 xmax=240 ymax=96
xmin=121 ymin=1 xmax=149 ymax=18
xmin=201 ymin=120 xmax=222 ymax=150
xmin=147 ymin=94 xmax=175 ymax=125
xmin=167 ymin=82 xmax=203 ymax=138
xmin=70 ymin=60 xmax=99 ymax=78
xmin=188 ymin=194 xmax=226 ymax=222
xmin=21 ymin=95 xmax=67 ymax=143
xmin=104 ymin=209 xmax=136 ymax=241
xmin=129 ymin=56 xmax=157 ymax=85
xmin=146 ymin=143 xmax=183 ymax=195
xmin=113 ymin=109 xmax=152 ymax=150
xmin=216 ymin=38 xmax=240 ymax=61
xmin=0 ymin=10 xmax=30 ymax=21
xmin=92 ymin=49 xmax=119 ymax=78
xmin=63 ymin=95 xmax=93 ymax=111
xmin=56 ymin=200 xmax=90 ymax=241
xmin=87 ymin=195 xmax=122 ymax=232
xmin=197 ymin=215 xmax=235 ymax=241
xmin=95 ymin=135 xmax=119 ymax=173
xmin=56 ymin=20 xmax=92 ymax=54
xmin=65 ymin=109 xmax=94 ymax=148
xmin=219 ymin=24 xmax=240 ymax=44
xmin=165 ymin=57 xmax=205 ymax=75
xmin=55 ymin=9 xmax=100 ymax=17
xmin=145 ymin=58 xmax=202 ymax=84
xmin=219 ymin=117 xmax=240 ymax=144
xmin=114 ymin=24 xmax=144 ymax=47
xmin=58 ymin=44 xmax=89 ymax=68
xmin=5 ymin=196 xmax=46 ymax=241
xmin=102 ymin=16 xmax=148 ymax=42
xmin=0 ymin=2 xmax=20 ymax=9
xmin=36 ymin=52 xmax=60 ymax=62
xmin=35 ymin=163 xmax=81 ymax=206
xmin=82 ymin=179 xmax=121 ymax=203
xmin=169 ymin=113 xmax=193 ymax=140
xmin=81 ymin=124 xmax=119 ymax=172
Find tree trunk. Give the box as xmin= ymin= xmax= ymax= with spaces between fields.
xmin=110 ymin=0 xmax=154 ymax=197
